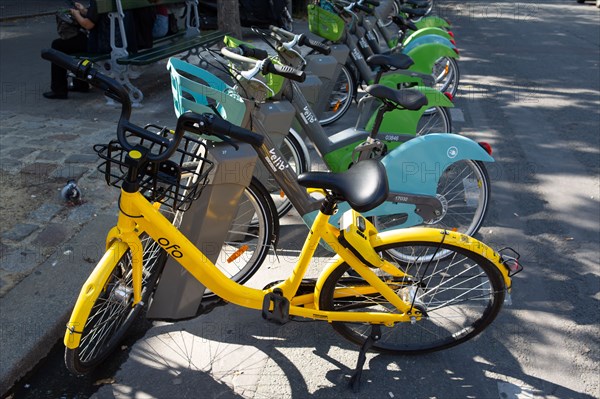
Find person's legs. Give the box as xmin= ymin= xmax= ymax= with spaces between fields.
xmin=152 ymin=14 xmax=169 ymax=39
xmin=45 ymin=34 xmax=88 ymax=98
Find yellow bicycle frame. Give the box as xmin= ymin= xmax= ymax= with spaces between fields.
xmin=65 ymin=188 xmax=512 ymax=349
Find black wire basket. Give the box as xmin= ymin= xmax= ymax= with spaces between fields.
xmin=94 ymin=128 xmax=214 ymax=212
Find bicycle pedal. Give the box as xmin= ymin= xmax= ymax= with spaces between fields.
xmin=262 ymin=288 xmax=290 ymax=325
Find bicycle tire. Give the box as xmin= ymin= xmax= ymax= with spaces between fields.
xmin=416 ymin=105 xmax=453 ymax=134
xmin=203 ymin=176 xmax=279 ymax=298
xmin=372 ymin=160 xmax=490 ymax=262
xmin=381 ymin=0 xmax=400 ymax=27
xmin=65 ymin=234 xmax=166 ymax=375
xmin=433 ymin=57 xmax=460 ymax=98
xmin=319 ymin=240 xmax=505 ymax=354
xmin=319 ymin=64 xmax=357 ymax=126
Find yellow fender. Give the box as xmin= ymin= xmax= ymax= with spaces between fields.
xmin=314 ymin=227 xmax=513 ymax=311
xmin=64 ymin=241 xmax=129 ymax=349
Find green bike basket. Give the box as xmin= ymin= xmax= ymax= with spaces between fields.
xmin=307 ymin=4 xmax=345 ymax=42
xmin=223 ymin=35 xmax=284 ymax=98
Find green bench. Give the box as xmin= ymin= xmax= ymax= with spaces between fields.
xmin=81 ymin=0 xmax=226 ymax=106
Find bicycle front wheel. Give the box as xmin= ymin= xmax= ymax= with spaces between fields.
xmin=432 ymin=57 xmax=460 ymax=98
xmin=65 ymin=235 xmax=166 ymax=375
xmin=319 ymin=240 xmax=505 ymax=354
xmin=263 ymin=133 xmax=308 ymax=218
xmin=207 ymin=177 xmax=278 ymax=296
xmin=319 ymin=64 xmax=356 ymax=126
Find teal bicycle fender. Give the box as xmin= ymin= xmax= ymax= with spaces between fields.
xmin=302 ymin=134 xmax=494 ymax=237
xmin=302 ymin=200 xmax=422 ymax=235
xmin=403 ymin=35 xmax=456 ymax=54
xmin=381 ymin=133 xmax=494 ymax=196
xmin=403 ymin=27 xmax=454 ymax=47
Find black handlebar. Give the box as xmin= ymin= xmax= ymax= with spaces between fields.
xmin=239 ymin=44 xmax=269 ymax=60
xmin=42 ymin=49 xmax=181 ymax=162
xmin=262 ymin=58 xmax=306 ymax=82
xmin=269 ymin=25 xmax=294 ymax=39
xmin=268 ymin=25 xmax=331 ymax=55
xmin=298 ymin=35 xmax=331 ymax=55
xmin=40 ymin=49 xmax=264 ymax=164
xmin=41 ymin=48 xmax=130 ymax=107
xmin=354 ymin=3 xmax=374 ymax=14
xmin=177 ymin=113 xmax=264 ymax=148
xmin=392 ymin=15 xmax=418 ymax=31
xmin=362 ymin=0 xmax=380 ymax=6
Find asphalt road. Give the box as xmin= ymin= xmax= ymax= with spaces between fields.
xmin=3 ymin=0 xmax=600 ymax=398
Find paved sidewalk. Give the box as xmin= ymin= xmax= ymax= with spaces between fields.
xmin=0 ymin=9 xmax=317 ymax=395
xmin=0 ymin=0 xmax=68 ymax=21
xmin=0 ymin=10 xmax=194 ymax=394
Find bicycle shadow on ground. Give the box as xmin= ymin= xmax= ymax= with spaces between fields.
xmin=102 ymin=298 xmax=595 ymax=399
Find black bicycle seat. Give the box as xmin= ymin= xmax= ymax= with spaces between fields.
xmin=366 ymin=84 xmax=428 ymax=110
xmin=367 ymin=53 xmax=414 ymax=70
xmin=400 ymin=6 xmax=428 ymax=17
xmin=297 ymin=159 xmax=388 ymax=213
xmin=404 ymin=0 xmax=431 ymax=8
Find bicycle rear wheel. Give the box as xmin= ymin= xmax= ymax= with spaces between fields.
xmin=373 ymin=160 xmax=490 ymax=259
xmin=416 ymin=105 xmax=452 ymax=135
xmin=319 ymin=240 xmax=505 ymax=354
xmin=65 ymin=234 xmax=166 ymax=375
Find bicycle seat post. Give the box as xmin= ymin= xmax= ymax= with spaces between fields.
xmin=369 ymin=101 xmax=395 ymax=139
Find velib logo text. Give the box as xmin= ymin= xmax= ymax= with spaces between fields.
xmin=265 ymin=148 xmax=290 ymax=172
xmin=300 ymin=105 xmax=317 ymax=125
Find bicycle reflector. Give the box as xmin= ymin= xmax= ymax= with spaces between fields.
xmin=498 ymin=247 xmax=524 ymax=277
xmin=479 ymin=142 xmax=492 ymax=155
xmin=447 ymin=31 xmax=455 ymax=38
xmin=443 ymin=92 xmax=454 ymax=102
xmin=450 ymin=39 xmax=456 ymax=46
xmin=453 ymin=48 xmax=460 ymax=56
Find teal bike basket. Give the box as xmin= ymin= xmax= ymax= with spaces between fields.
xmin=168 ymin=58 xmax=247 ymax=138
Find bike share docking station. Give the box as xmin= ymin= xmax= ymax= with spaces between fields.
xmin=302 ymin=45 xmax=350 ymax=121
xmin=146 ymin=100 xmax=298 ymax=321
xmin=147 ymin=140 xmax=258 ymax=320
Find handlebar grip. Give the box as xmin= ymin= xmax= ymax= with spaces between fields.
xmin=269 ymin=24 xmax=294 ymax=39
xmin=41 ymin=49 xmax=174 ymax=161
xmin=362 ymin=0 xmax=380 ymax=6
xmin=392 ymin=15 xmax=418 ymax=31
xmin=298 ymin=35 xmax=331 ymax=55
xmin=354 ymin=3 xmax=374 ymax=14
xmin=179 ymin=113 xmax=264 ymax=148
xmin=41 ymin=48 xmax=88 ymax=78
xmin=239 ymin=44 xmax=269 ymax=60
xmin=262 ymin=59 xmax=306 ymax=82
xmin=41 ymin=48 xmax=130 ymax=105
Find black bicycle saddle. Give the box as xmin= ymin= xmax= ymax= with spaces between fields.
xmin=404 ymin=0 xmax=431 ymax=9
xmin=366 ymin=84 xmax=428 ymax=110
xmin=400 ymin=6 xmax=428 ymax=17
xmin=367 ymin=53 xmax=414 ymax=70
xmin=297 ymin=159 xmax=389 ymax=213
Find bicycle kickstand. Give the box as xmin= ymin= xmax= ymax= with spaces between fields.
xmin=349 ymin=324 xmax=381 ymax=393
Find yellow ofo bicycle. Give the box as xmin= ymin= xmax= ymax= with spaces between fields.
xmin=42 ymin=49 xmax=523 ymax=392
